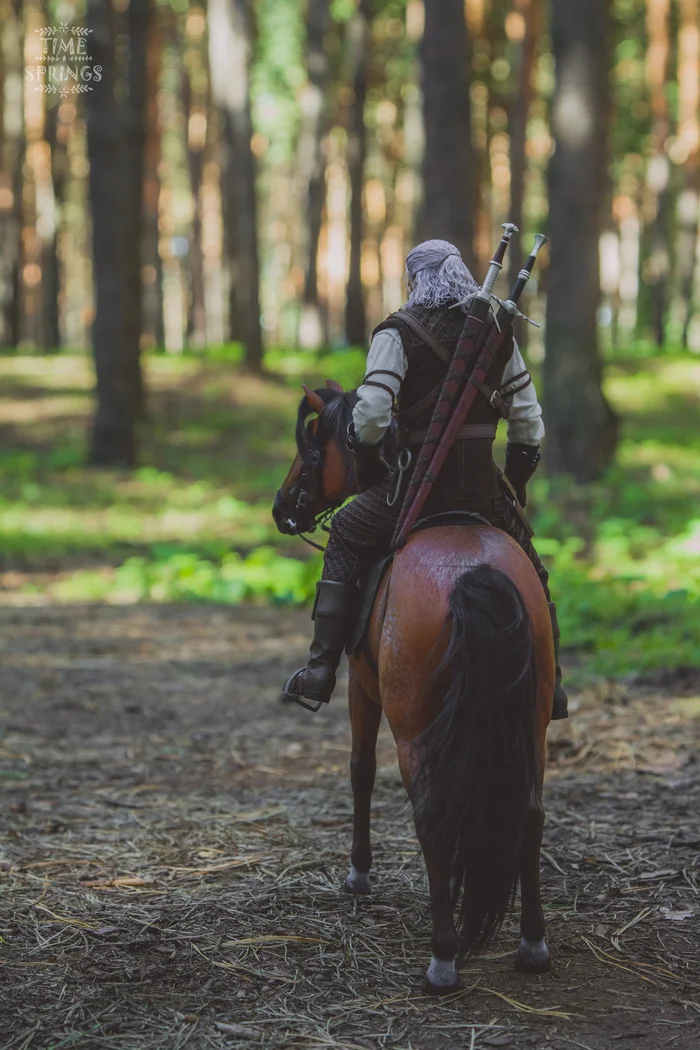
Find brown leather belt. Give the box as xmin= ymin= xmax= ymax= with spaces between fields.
xmin=398 ymin=423 xmax=497 ymax=446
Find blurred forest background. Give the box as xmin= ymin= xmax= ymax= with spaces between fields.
xmin=0 ymin=0 xmax=698 ymax=683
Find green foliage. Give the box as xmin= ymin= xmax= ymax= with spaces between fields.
xmin=265 ymin=346 xmax=368 ymax=390
xmin=1 ymin=348 xmax=698 ymax=684
xmin=53 ymin=546 xmax=322 ymax=605
xmin=533 ymin=530 xmax=700 ymax=681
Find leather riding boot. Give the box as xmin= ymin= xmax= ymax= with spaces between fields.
xmin=548 ymin=601 xmax=569 ymax=720
xmin=283 ymin=581 xmax=357 ymax=709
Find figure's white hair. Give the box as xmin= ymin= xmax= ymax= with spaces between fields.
xmin=404 ymin=239 xmax=479 ymax=310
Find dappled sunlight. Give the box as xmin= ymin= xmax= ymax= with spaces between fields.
xmin=0 ymin=354 xmax=94 ymax=389
xmin=606 ymin=357 xmax=700 ymax=415
xmin=0 ymin=394 xmax=89 ymax=425
xmin=618 ymin=439 xmax=698 ymax=473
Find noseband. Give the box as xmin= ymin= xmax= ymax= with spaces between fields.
xmin=284 ymin=421 xmax=346 ymax=552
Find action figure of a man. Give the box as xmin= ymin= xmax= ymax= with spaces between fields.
xmin=284 ymin=239 xmax=568 ymax=720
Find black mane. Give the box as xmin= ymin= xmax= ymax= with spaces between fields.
xmin=295 ymin=386 xmax=397 ymax=486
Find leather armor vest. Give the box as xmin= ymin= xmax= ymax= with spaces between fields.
xmin=372 ymin=302 xmax=515 ymax=504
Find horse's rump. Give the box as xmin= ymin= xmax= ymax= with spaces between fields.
xmin=364 ymin=525 xmax=553 ymax=739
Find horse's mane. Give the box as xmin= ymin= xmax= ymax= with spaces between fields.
xmin=296 ymin=387 xmax=398 ymax=488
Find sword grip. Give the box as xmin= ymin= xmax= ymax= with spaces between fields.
xmin=500 ymin=233 xmax=548 ymax=316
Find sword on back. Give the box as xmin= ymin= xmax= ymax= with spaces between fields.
xmin=391 ymin=232 xmax=548 ymax=551
xmin=390 ymin=223 xmax=519 ymax=547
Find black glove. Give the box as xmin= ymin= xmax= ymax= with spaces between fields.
xmin=347 ymin=423 xmax=389 ymax=492
xmin=504 ymin=442 xmax=540 ymax=508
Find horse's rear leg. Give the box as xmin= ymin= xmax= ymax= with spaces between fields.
xmin=344 ymin=669 xmax=381 ymax=895
xmin=515 ymin=797 xmax=551 ymax=973
xmin=397 ymin=743 xmax=459 ymax=994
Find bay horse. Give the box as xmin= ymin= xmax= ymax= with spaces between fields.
xmin=272 ymin=381 xmax=554 ymax=994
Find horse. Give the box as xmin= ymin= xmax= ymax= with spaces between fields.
xmin=272 ymin=380 xmax=554 ymax=994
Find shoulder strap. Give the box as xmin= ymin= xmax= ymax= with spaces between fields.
xmin=392 ymin=310 xmax=453 ymax=365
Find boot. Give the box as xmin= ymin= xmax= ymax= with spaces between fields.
xmin=548 ymin=601 xmax=569 ymax=720
xmin=282 ymin=580 xmax=357 ymax=711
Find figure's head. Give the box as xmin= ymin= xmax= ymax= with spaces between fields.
xmin=404 ymin=239 xmax=479 ymax=309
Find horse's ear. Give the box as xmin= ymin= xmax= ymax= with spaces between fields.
xmin=302 ymin=384 xmax=326 ymax=416
xmin=326 ymin=378 xmax=343 ymax=393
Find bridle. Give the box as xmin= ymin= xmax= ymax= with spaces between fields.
xmin=283 ymin=420 xmax=347 ymax=552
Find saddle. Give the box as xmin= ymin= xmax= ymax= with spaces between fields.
xmin=346 ymin=510 xmax=491 ymax=661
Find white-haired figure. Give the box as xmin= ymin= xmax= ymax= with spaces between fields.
xmin=283 ymin=239 xmax=568 ymax=720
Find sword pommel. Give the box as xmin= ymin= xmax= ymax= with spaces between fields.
xmin=495 ymin=232 xmax=549 ymax=322
xmin=475 ymin=221 xmax=520 ymax=303
xmin=531 ymin=233 xmax=548 ymax=255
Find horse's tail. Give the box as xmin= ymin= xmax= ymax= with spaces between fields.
xmin=413 ymin=564 xmax=538 ymax=960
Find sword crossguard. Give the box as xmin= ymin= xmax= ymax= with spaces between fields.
xmin=489 ymin=295 xmax=542 ymax=328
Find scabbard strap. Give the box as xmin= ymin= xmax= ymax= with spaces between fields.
xmin=470 ymin=375 xmax=511 ymax=419
xmin=398 ymin=423 xmax=497 ymax=446
xmin=392 ymin=310 xmax=452 ymax=364
xmin=390 ymin=310 xmax=477 ymax=426
xmin=397 ymin=380 xmax=443 ymax=424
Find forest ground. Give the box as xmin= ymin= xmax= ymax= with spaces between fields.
xmin=0 ymin=349 xmax=699 ymax=1047
xmin=1 ymin=602 xmax=699 ymax=1050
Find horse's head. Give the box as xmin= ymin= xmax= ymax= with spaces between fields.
xmin=272 ymin=380 xmax=360 ymax=538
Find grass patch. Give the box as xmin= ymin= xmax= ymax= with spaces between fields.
xmin=0 ymin=347 xmax=698 ymax=681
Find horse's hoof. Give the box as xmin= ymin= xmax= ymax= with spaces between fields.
xmin=423 ymin=956 xmax=459 ymax=996
xmin=344 ymin=866 xmax=371 ymax=895
xmin=515 ymin=936 xmax=551 ymax=973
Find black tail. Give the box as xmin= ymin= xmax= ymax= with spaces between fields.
xmin=413 ymin=564 xmax=537 ymax=959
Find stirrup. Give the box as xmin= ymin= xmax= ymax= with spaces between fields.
xmin=282 ymin=668 xmax=325 ymax=713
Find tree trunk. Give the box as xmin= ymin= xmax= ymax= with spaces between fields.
xmin=419 ymin=0 xmax=474 ymax=270
xmin=142 ymin=3 xmax=164 ymax=351
xmin=208 ymin=0 xmax=262 ymax=370
xmin=0 ymin=0 xmax=24 ymax=348
xmin=183 ymin=48 xmax=208 ymax=348
xmin=677 ymin=0 xmax=700 ymax=348
xmin=643 ymin=0 xmax=672 ymax=347
xmin=344 ymin=0 xmax=370 ymax=347
xmin=543 ymin=0 xmax=618 ymax=482
xmin=86 ymin=0 xmax=150 ymax=466
xmin=124 ymin=0 xmax=149 ymax=414
xmin=42 ymin=101 xmax=67 ymax=351
xmin=297 ymin=0 xmax=330 ymax=348
xmin=508 ymin=0 xmax=542 ymax=294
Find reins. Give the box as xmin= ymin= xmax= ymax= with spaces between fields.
xmin=290 ymin=508 xmax=336 ymax=552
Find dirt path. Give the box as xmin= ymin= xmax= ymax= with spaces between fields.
xmin=1 ymin=605 xmax=699 ymax=1049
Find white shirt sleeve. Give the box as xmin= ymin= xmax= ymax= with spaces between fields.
xmin=352 ymin=328 xmax=407 ymax=445
xmin=502 ymin=341 xmax=545 ymax=445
